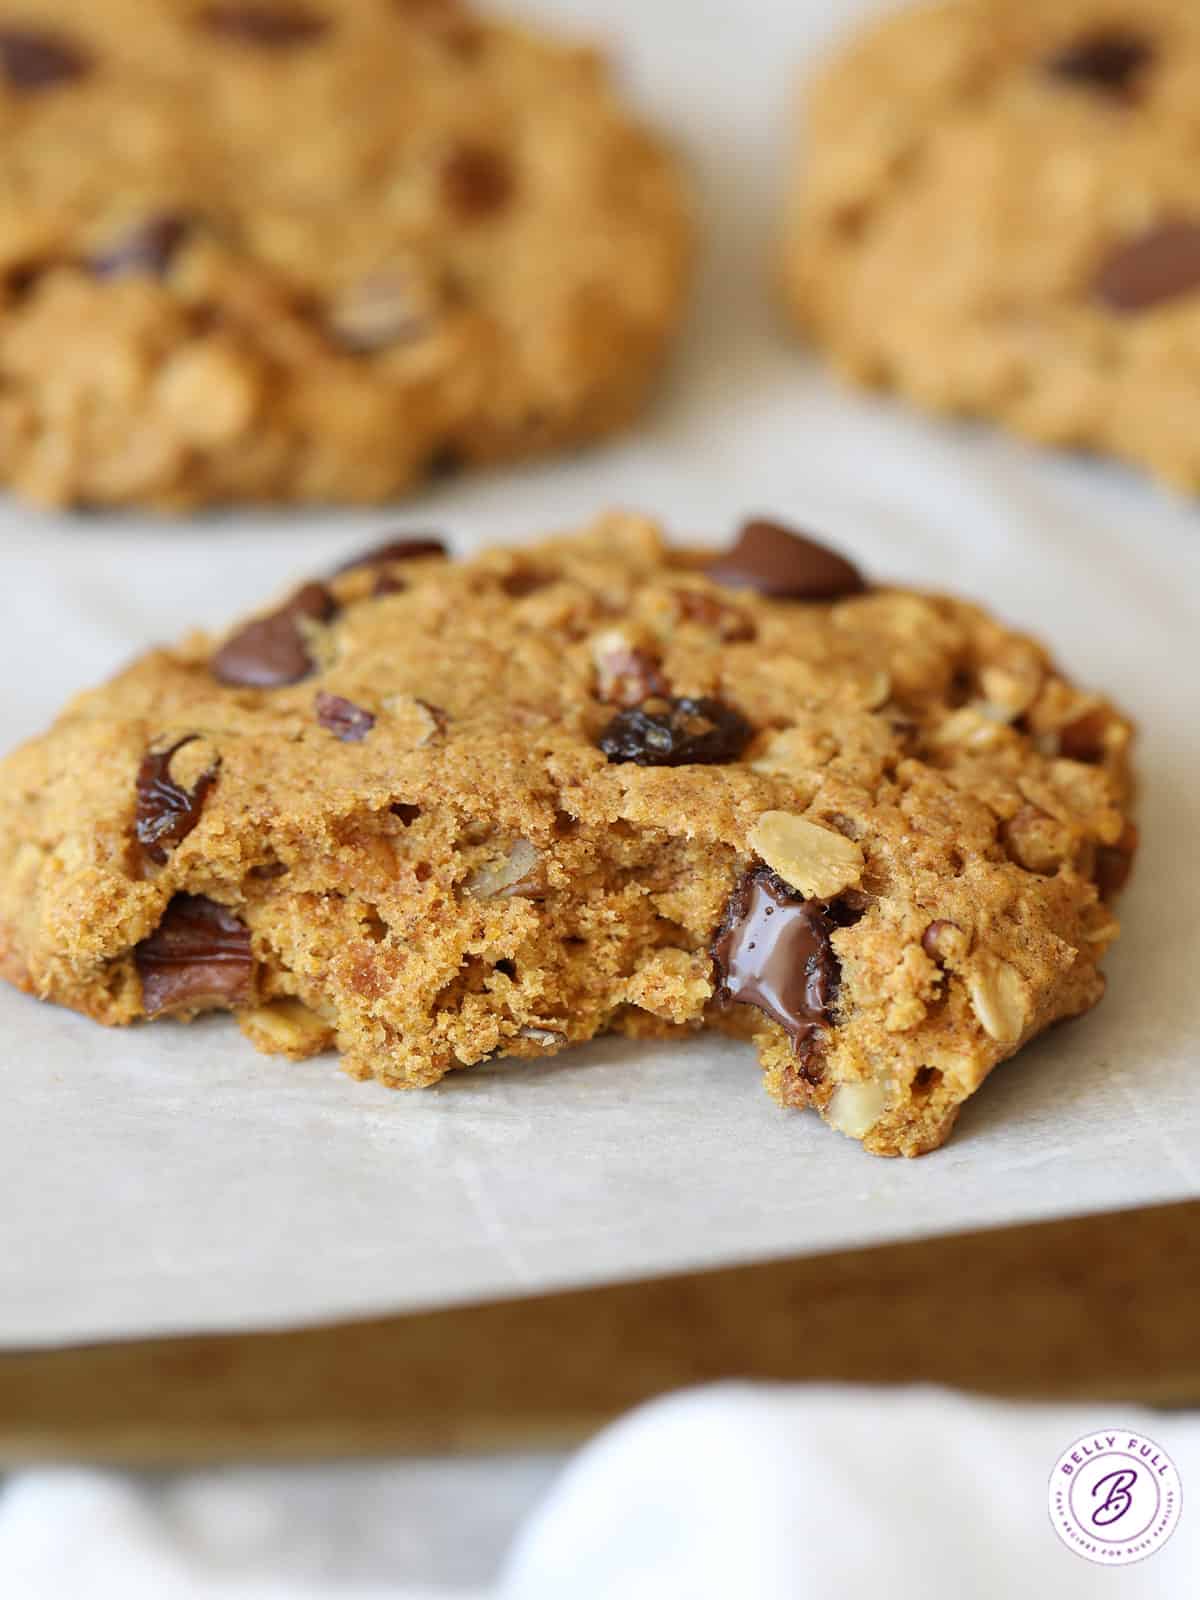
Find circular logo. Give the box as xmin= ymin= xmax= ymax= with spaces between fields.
xmin=1048 ymin=1429 xmax=1182 ymax=1565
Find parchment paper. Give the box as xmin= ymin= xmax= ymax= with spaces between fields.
xmin=2 ymin=0 xmax=1198 ymax=1348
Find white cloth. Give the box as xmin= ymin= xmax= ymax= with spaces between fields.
xmin=3 ymin=1386 xmax=1196 ymax=1598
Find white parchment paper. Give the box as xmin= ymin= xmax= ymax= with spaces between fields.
xmin=2 ymin=0 xmax=1198 ymax=1348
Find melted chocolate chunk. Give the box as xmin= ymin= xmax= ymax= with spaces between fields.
xmin=0 ymin=26 xmax=90 ymax=91
xmin=711 ymin=868 xmax=841 ymax=1050
xmin=135 ymin=736 xmax=218 ymax=865
xmin=315 ymin=691 xmax=375 ymax=742
xmin=1045 ymin=28 xmax=1152 ymax=95
xmin=135 ymin=894 xmax=254 ymax=1016
xmin=441 ymin=144 xmax=513 ymax=219
xmin=1093 ymin=221 xmax=1200 ymax=312
xmin=332 ymin=535 xmax=448 ymax=574
xmin=197 ymin=3 xmax=330 ymax=46
xmin=91 ymin=215 xmax=191 ymax=279
xmin=707 ymin=519 xmax=867 ymax=601
xmin=597 ymin=695 xmax=753 ymax=767
xmin=210 ymin=582 xmax=335 ymax=687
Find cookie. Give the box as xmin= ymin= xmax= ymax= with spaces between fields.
xmin=0 ymin=2 xmax=689 ymax=510
xmin=783 ymin=0 xmax=1200 ymax=491
xmin=0 ymin=514 xmax=1135 ymax=1156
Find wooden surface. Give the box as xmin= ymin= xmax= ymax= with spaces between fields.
xmin=2 ymin=1199 xmax=1197 ymax=1465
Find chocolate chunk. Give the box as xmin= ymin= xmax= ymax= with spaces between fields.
xmin=135 ymin=736 xmax=218 ymax=865
xmin=210 ymin=581 xmax=335 ymax=688
xmin=197 ymin=4 xmax=329 ymax=47
xmin=91 ymin=215 xmax=191 ymax=280
xmin=707 ymin=519 xmax=867 ymax=601
xmin=0 ymin=27 xmax=90 ymax=91
xmin=315 ymin=691 xmax=375 ymax=742
xmin=1093 ymin=222 xmax=1200 ymax=312
xmin=712 ymin=868 xmax=841 ymax=1050
xmin=332 ymin=535 xmax=448 ymax=575
xmin=597 ymin=695 xmax=753 ymax=767
xmin=441 ymin=144 xmax=513 ymax=219
xmin=1045 ymin=29 xmax=1152 ymax=95
xmin=135 ymin=894 xmax=254 ymax=1016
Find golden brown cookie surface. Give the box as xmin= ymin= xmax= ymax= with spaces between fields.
xmin=0 ymin=514 xmax=1135 ymax=1155
xmin=784 ymin=0 xmax=1200 ymax=490
xmin=0 ymin=1 xmax=689 ymax=508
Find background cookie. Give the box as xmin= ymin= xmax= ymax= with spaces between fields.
xmin=0 ymin=514 xmax=1135 ymax=1158
xmin=0 ymin=0 xmax=689 ymax=509
xmin=783 ymin=0 xmax=1200 ymax=491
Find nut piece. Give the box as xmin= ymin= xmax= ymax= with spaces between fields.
xmin=590 ymin=629 xmax=667 ymax=708
xmin=239 ymin=998 xmax=334 ymax=1059
xmin=966 ymin=955 xmax=1028 ymax=1043
xmin=329 ymin=261 xmax=444 ymax=352
xmin=930 ymin=704 xmax=1012 ymax=748
xmin=921 ymin=918 xmax=968 ymax=965
xmin=517 ymin=1025 xmax=567 ymax=1049
xmin=979 ymin=663 xmax=1041 ymax=718
xmin=825 ymin=1080 xmax=890 ymax=1139
xmin=851 ymin=669 xmax=892 ymax=712
xmin=1057 ymin=706 xmax=1114 ymax=764
xmin=671 ymin=588 xmax=756 ymax=642
xmin=380 ymin=695 xmax=446 ymax=748
xmin=465 ymin=839 xmax=544 ymax=900
xmin=747 ymin=811 xmax=864 ymax=900
xmin=158 ymin=342 xmax=260 ymax=445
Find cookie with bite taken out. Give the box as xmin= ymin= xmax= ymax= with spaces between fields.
xmin=0 ymin=515 xmax=1135 ymax=1155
